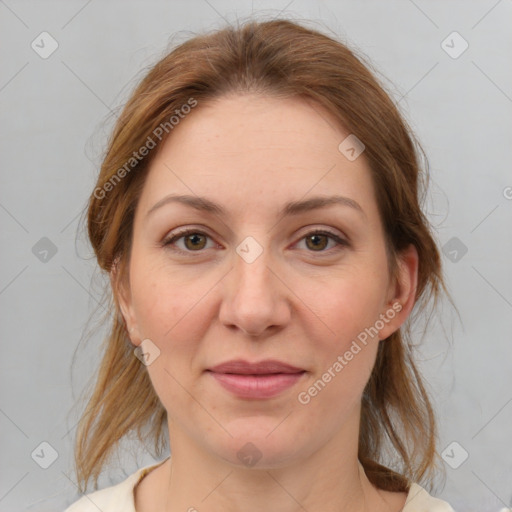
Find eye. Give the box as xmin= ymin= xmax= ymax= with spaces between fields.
xmin=162 ymin=229 xmax=215 ymax=253
xmin=295 ymin=230 xmax=349 ymax=253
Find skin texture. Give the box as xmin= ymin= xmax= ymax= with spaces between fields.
xmin=116 ymin=94 xmax=419 ymax=512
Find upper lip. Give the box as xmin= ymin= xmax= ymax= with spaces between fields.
xmin=208 ymin=359 xmax=305 ymax=374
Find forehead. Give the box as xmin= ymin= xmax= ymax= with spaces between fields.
xmin=138 ymin=94 xmax=378 ymax=222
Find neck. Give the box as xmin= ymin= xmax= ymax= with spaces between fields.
xmin=152 ymin=427 xmax=391 ymax=512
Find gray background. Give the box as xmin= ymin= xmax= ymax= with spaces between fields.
xmin=1 ymin=1 xmax=511 ymax=511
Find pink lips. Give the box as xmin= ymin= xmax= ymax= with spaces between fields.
xmin=207 ymin=359 xmax=306 ymax=399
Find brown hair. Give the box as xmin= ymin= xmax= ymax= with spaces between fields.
xmin=75 ymin=17 xmax=449 ymax=494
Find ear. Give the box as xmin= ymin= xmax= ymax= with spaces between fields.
xmin=110 ymin=259 xmax=142 ymax=347
xmin=378 ymin=244 xmax=419 ymax=340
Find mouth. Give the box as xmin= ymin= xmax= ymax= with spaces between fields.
xmin=206 ymin=359 xmax=306 ymax=399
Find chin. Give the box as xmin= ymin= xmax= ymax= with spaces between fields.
xmin=208 ymin=419 xmax=307 ymax=470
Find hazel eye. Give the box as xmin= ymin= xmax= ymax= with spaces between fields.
xmin=162 ymin=230 xmax=214 ymax=252
xmin=296 ymin=230 xmax=349 ymax=253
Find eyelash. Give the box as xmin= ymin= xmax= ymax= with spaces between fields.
xmin=161 ymin=228 xmax=349 ymax=256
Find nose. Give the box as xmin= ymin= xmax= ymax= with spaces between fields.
xmin=218 ymin=242 xmax=291 ymax=338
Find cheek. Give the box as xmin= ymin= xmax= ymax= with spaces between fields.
xmin=128 ymin=254 xmax=219 ymax=383
xmin=129 ymin=263 xmax=211 ymax=416
xmin=313 ymin=267 xmax=388 ymax=345
xmin=301 ymin=265 xmax=388 ymax=398
xmin=130 ymin=253 xmax=206 ymax=339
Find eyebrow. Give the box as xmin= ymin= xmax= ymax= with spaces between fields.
xmin=145 ymin=193 xmax=366 ymax=221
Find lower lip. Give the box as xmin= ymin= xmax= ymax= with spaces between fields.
xmin=208 ymin=371 xmax=305 ymax=399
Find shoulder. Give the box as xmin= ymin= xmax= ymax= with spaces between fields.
xmin=63 ymin=460 xmax=166 ymax=512
xmin=403 ymin=483 xmax=455 ymax=512
xmin=63 ymin=471 xmax=141 ymax=512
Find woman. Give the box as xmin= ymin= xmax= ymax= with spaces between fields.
xmin=65 ymin=18 xmax=455 ymax=512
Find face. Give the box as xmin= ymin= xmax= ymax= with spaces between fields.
xmin=117 ymin=94 xmax=417 ymax=469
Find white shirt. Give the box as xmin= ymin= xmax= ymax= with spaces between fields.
xmin=64 ymin=458 xmax=455 ymax=512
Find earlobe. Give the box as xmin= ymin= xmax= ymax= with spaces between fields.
xmin=378 ymin=244 xmax=419 ymax=340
